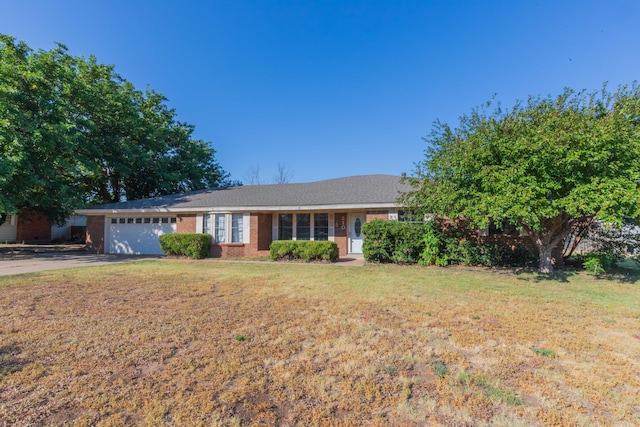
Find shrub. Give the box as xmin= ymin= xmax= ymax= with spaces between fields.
xmin=365 ymin=219 xmax=538 ymax=268
xmin=270 ymin=240 xmax=338 ymax=262
xmin=362 ymin=219 xmax=425 ymax=264
xmin=159 ymin=233 xmax=211 ymax=259
xmin=582 ymin=252 xmax=617 ymax=275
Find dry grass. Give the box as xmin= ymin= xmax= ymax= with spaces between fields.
xmin=1 ymin=261 xmax=639 ymax=426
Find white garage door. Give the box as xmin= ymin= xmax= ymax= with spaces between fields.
xmin=107 ymin=217 xmax=177 ymax=255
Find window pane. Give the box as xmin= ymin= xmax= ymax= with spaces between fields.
xmin=111 ymin=218 xmax=117 ymax=224
xmin=297 ymin=214 xmax=310 ymax=240
xmin=152 ymin=218 xmax=160 ymax=223
xmin=314 ymin=213 xmax=329 ymax=241
xmin=161 ymin=218 xmax=169 ymax=224
xmin=232 ymin=214 xmax=243 ymax=243
xmin=135 ymin=218 xmax=142 ymax=224
xmin=127 ymin=218 xmax=134 ymax=224
xmin=144 ymin=218 xmax=151 ymax=223
xmin=279 ymin=214 xmax=293 ymax=240
xmin=203 ymin=214 xmax=211 ymax=235
xmin=399 ymin=210 xmax=423 ymax=223
xmin=215 ymin=214 xmax=225 ymax=243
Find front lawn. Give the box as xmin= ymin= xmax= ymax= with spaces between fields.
xmin=1 ymin=261 xmax=639 ymax=426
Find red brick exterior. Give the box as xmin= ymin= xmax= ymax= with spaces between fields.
xmin=16 ymin=213 xmax=51 ymax=243
xmin=366 ymin=211 xmax=389 ymax=221
xmin=176 ymin=214 xmax=197 ymax=233
xmin=210 ymin=213 xmax=272 ymax=258
xmin=211 ymin=243 xmax=246 ymax=258
xmin=254 ymin=213 xmax=273 ymax=252
xmin=333 ymin=212 xmax=348 ymax=256
xmin=86 ymin=215 xmax=105 ymax=253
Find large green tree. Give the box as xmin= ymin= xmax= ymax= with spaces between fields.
xmin=0 ymin=34 xmax=233 ymax=225
xmin=402 ymin=84 xmax=640 ymax=273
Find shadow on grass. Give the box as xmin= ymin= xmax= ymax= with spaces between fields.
xmin=598 ymin=268 xmax=640 ymax=284
xmin=0 ymin=345 xmax=25 ymax=377
xmin=513 ymin=266 xmax=640 ymax=284
xmin=508 ymin=264 xmax=578 ymax=282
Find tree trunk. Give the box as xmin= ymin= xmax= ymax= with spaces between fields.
xmin=538 ymin=244 xmax=555 ymax=274
xmin=525 ymin=218 xmax=574 ymax=274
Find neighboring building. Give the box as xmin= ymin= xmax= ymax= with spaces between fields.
xmin=0 ymin=213 xmax=53 ymax=243
xmin=51 ymin=215 xmax=87 ymax=242
xmin=77 ymin=175 xmax=411 ymax=257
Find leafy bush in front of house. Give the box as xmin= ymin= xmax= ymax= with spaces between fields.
xmin=159 ymin=233 xmax=211 ymax=259
xmin=364 ymin=219 xmax=538 ymax=267
xmin=270 ymin=240 xmax=339 ymax=262
xmin=362 ymin=219 xmax=425 ymax=264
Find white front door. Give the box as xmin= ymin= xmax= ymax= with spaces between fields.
xmin=349 ymin=213 xmax=366 ymax=253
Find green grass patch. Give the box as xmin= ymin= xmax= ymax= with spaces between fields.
xmin=532 ymin=348 xmax=557 ymax=357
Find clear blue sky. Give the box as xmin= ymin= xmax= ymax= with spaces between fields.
xmin=2 ymin=1 xmax=639 ymax=184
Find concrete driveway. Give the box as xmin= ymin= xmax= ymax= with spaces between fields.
xmin=0 ymin=252 xmax=159 ymax=276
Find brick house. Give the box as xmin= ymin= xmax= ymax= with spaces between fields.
xmin=0 ymin=213 xmax=53 ymax=243
xmin=77 ymin=175 xmax=412 ymax=257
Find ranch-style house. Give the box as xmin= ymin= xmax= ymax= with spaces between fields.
xmin=78 ymin=175 xmax=411 ymax=258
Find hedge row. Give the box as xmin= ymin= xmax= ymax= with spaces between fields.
xmin=362 ymin=219 xmax=537 ymax=267
xmin=159 ymin=233 xmax=211 ymax=259
xmin=270 ymin=240 xmax=339 ymax=262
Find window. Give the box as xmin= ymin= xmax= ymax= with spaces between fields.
xmin=111 ymin=218 xmax=117 ymax=224
xmin=279 ymin=214 xmax=293 ymax=240
xmin=296 ymin=214 xmax=310 ymax=240
xmin=203 ymin=213 xmax=212 ymax=235
xmin=161 ymin=217 xmax=169 ymax=224
xmin=204 ymin=214 xmax=245 ymax=243
xmin=480 ymin=220 xmax=520 ymax=237
xmin=215 ymin=215 xmax=225 ymax=243
xmin=204 ymin=214 xmax=227 ymax=243
xmin=314 ymin=213 xmax=329 ymax=240
xmin=144 ymin=218 xmax=151 ymax=224
xmin=170 ymin=218 xmax=177 ymax=224
xmin=152 ymin=218 xmax=160 ymax=224
xmin=135 ymin=218 xmax=142 ymax=224
xmin=398 ymin=210 xmax=425 ymax=223
xmin=232 ymin=214 xmax=243 ymax=243
xmin=119 ymin=218 xmax=126 ymax=224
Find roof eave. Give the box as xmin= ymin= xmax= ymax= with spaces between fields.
xmin=76 ymin=202 xmax=401 ymax=215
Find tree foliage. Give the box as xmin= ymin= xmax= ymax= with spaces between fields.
xmin=0 ymin=34 xmax=233 ymax=225
xmin=401 ymin=84 xmax=640 ymax=273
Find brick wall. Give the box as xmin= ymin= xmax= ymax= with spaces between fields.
xmin=366 ymin=211 xmax=389 ymax=221
xmin=16 ymin=213 xmax=51 ymax=243
xmin=211 ymin=244 xmax=245 ymax=257
xmin=333 ymin=212 xmax=348 ymax=256
xmin=177 ymin=214 xmax=196 ymax=233
xmin=255 ymin=213 xmax=273 ymax=251
xmin=333 ymin=236 xmax=348 ymax=257
xmin=86 ymin=215 xmax=105 ymax=253
xmin=210 ymin=213 xmax=272 ymax=258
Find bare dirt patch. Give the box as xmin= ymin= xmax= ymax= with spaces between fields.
xmin=0 ymin=261 xmax=639 ymax=426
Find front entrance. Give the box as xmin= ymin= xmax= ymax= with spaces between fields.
xmin=349 ymin=213 xmax=366 ymax=253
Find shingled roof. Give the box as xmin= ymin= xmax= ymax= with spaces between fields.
xmin=80 ymin=175 xmax=411 ymax=213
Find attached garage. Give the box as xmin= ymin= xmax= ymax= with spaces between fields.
xmin=106 ymin=217 xmax=176 ymax=255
